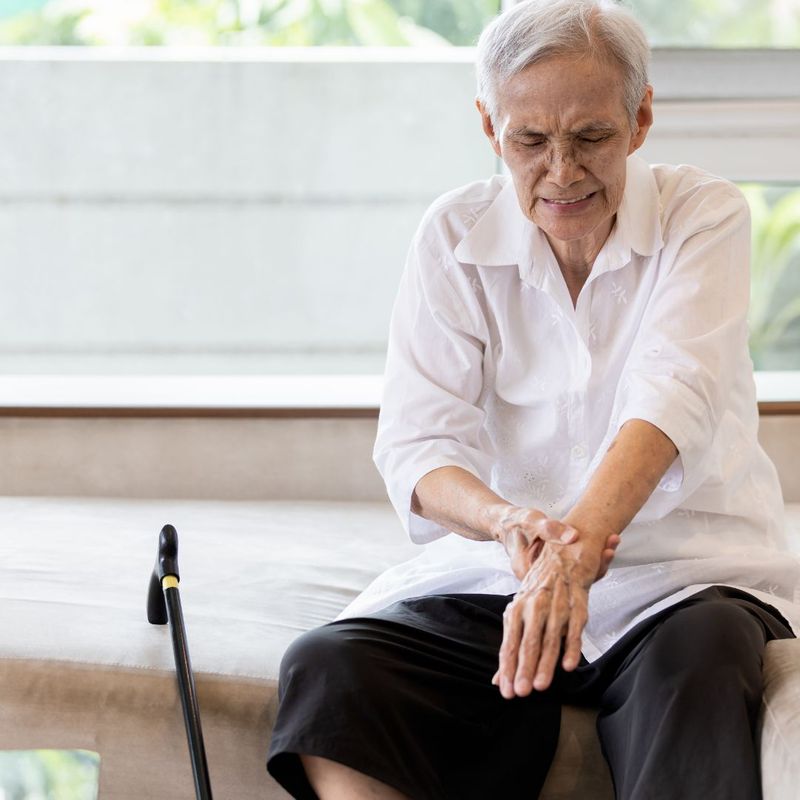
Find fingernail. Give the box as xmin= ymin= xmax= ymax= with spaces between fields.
xmin=491 ymin=672 xmax=498 ymax=686
xmin=501 ymin=676 xmax=512 ymax=696
xmin=516 ymin=677 xmax=531 ymax=694
xmin=560 ymin=530 xmax=576 ymax=543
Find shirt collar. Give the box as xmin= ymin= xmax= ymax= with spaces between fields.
xmin=453 ymin=154 xmax=665 ymax=281
xmin=453 ymin=178 xmax=526 ymax=267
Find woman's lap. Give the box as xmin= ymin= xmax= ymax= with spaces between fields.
xmin=267 ymin=587 xmax=794 ymax=800
xmin=268 ymin=593 xmax=561 ymax=800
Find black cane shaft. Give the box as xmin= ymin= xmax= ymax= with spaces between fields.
xmin=165 ymin=586 xmax=213 ymax=800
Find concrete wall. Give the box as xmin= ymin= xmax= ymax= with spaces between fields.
xmin=0 ymin=52 xmax=493 ymax=374
xmin=0 ymin=49 xmax=797 ymax=374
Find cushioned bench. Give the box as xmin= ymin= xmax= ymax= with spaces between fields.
xmin=1 ymin=496 xmax=798 ymax=799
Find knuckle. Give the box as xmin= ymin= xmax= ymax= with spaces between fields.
xmin=498 ymin=640 xmax=516 ymax=660
xmin=544 ymin=520 xmax=561 ymax=537
xmin=541 ymin=630 xmax=561 ymax=650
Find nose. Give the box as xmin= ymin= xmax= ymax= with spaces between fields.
xmin=546 ymin=143 xmax=585 ymax=187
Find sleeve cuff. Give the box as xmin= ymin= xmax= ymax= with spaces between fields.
xmin=657 ymin=456 xmax=684 ymax=493
xmin=376 ymin=447 xmax=495 ymax=545
xmin=616 ymin=372 xmax=713 ymax=497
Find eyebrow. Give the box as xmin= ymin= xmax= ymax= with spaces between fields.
xmin=506 ymin=122 xmax=618 ymax=138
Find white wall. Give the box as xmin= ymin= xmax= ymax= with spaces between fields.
xmin=0 ymin=48 xmax=797 ymax=374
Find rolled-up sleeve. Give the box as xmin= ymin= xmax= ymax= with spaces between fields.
xmin=374 ymin=231 xmax=494 ymax=544
xmin=613 ymin=185 xmax=752 ymax=503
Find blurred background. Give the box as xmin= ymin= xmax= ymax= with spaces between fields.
xmin=0 ymin=4 xmax=797 ymax=794
xmin=0 ymin=750 xmax=99 ymax=800
xmin=0 ymin=0 xmax=797 ymax=374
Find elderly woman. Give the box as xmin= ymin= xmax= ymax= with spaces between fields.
xmin=267 ymin=1 xmax=800 ymax=798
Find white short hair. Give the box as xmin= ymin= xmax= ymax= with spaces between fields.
xmin=476 ymin=0 xmax=650 ymax=129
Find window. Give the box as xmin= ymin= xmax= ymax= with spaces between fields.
xmin=0 ymin=750 xmax=100 ymax=798
xmin=0 ymin=1 xmax=501 ymax=46
xmin=628 ymin=0 xmax=800 ymax=48
xmin=745 ymin=184 xmax=800 ymax=370
xmin=0 ymin=0 xmax=798 ymax=384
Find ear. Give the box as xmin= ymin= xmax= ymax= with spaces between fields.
xmin=476 ymin=98 xmax=503 ymax=159
xmin=628 ymin=85 xmax=654 ymax=155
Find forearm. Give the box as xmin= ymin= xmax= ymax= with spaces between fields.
xmin=564 ymin=418 xmax=679 ymax=546
xmin=411 ymin=466 xmax=513 ymax=542
xmin=411 ymin=418 xmax=677 ymax=552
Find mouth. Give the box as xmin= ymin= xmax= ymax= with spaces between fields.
xmin=542 ymin=191 xmax=596 ymax=207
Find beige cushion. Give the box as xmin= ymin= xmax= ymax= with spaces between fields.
xmin=541 ymin=706 xmax=612 ymax=799
xmin=1 ymin=497 xmax=799 ymax=799
xmin=760 ymin=638 xmax=800 ymax=800
xmin=0 ymin=497 xmax=415 ymax=799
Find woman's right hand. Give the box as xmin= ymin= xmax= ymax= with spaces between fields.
xmin=490 ymin=505 xmax=620 ymax=582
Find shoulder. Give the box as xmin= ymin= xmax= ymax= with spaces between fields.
xmin=415 ymin=175 xmax=508 ymax=253
xmin=652 ymin=163 xmax=749 ymax=234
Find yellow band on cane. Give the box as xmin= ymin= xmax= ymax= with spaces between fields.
xmin=162 ymin=575 xmax=179 ymax=590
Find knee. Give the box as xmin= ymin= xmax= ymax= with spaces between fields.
xmin=641 ymin=600 xmax=766 ymax=692
xmin=278 ymin=623 xmax=370 ymax=689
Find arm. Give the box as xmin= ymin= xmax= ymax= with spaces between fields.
xmin=412 ymin=467 xmax=621 ymax=574
xmin=493 ymin=180 xmax=754 ymax=698
xmin=412 ymin=467 xmax=581 ymax=551
xmin=493 ymin=418 xmax=678 ymax=698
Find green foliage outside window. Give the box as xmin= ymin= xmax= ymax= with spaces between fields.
xmin=630 ymin=0 xmax=800 ymax=48
xmin=745 ymin=186 xmax=800 ymax=369
xmin=0 ymin=0 xmax=499 ymax=47
xmin=0 ymin=0 xmax=798 ymax=47
xmin=0 ymin=750 xmax=99 ymax=800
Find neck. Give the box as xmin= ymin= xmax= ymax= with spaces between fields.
xmin=545 ymin=216 xmax=616 ymax=306
xmin=560 ymin=268 xmax=588 ymax=309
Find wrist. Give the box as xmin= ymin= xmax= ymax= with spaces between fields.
xmin=481 ymin=502 xmax=522 ymax=543
xmin=562 ymin=512 xmax=617 ymax=549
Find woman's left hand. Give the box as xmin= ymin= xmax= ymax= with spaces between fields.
xmin=492 ymin=534 xmax=605 ymax=698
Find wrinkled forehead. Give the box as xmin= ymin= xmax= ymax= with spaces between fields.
xmin=494 ymin=52 xmax=630 ymax=131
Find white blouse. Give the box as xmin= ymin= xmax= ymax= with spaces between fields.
xmin=339 ymin=156 xmax=800 ymax=660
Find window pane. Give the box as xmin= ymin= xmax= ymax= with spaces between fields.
xmin=745 ymin=184 xmax=800 ymax=370
xmin=0 ymin=750 xmax=100 ymax=800
xmin=3 ymin=1 xmax=797 ymax=48
xmin=629 ymin=0 xmax=800 ymax=48
xmin=0 ymin=0 xmax=501 ymax=47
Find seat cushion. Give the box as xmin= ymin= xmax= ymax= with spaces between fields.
xmin=760 ymin=638 xmax=800 ymax=800
xmin=0 ymin=496 xmax=416 ymax=799
xmin=1 ymin=497 xmax=799 ymax=799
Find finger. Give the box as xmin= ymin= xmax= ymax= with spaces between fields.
xmin=562 ymin=593 xmax=589 ymax=672
xmin=513 ymin=591 xmax=550 ymax=696
xmin=498 ymin=603 xmax=524 ymax=699
xmin=533 ymin=581 xmax=570 ymax=691
xmin=605 ymin=533 xmax=621 ymax=550
xmin=537 ymin=519 xmax=578 ymax=545
xmin=598 ymin=547 xmax=617 ymax=578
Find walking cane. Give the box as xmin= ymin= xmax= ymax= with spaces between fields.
xmin=147 ymin=524 xmax=214 ymax=800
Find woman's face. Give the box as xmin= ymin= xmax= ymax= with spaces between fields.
xmin=480 ymin=54 xmax=653 ymax=262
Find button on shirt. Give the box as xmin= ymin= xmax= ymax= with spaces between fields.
xmin=338 ymin=156 xmax=800 ymax=660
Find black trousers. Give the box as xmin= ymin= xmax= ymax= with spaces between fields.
xmin=267 ymin=586 xmax=794 ymax=800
